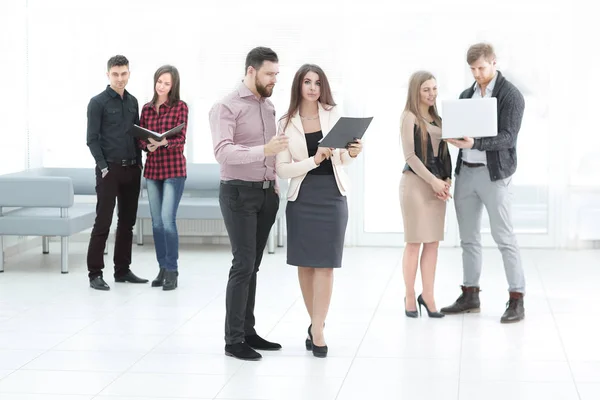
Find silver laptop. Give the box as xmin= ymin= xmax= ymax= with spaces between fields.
xmin=441 ymin=98 xmax=498 ymax=139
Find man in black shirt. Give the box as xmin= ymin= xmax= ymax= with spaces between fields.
xmin=86 ymin=55 xmax=148 ymax=290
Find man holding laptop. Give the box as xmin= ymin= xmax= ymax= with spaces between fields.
xmin=442 ymin=43 xmax=526 ymax=323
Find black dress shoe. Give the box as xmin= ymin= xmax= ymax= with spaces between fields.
xmin=225 ymin=342 xmax=262 ymax=361
xmin=244 ymin=334 xmax=282 ymax=351
xmin=114 ymin=270 xmax=149 ymax=284
xmin=90 ymin=276 xmax=110 ymax=291
xmin=151 ymin=268 xmax=165 ymax=287
xmin=162 ymin=270 xmax=178 ymax=291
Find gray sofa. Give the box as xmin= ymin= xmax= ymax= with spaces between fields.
xmin=0 ymin=168 xmax=97 ymax=273
xmin=136 ymin=163 xmax=286 ymax=253
xmin=0 ymin=164 xmax=286 ymax=274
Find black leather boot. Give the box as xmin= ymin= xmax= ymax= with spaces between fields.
xmin=151 ymin=268 xmax=166 ymax=287
xmin=440 ymin=286 xmax=481 ymax=314
xmin=162 ymin=270 xmax=178 ymax=291
xmin=500 ymin=292 xmax=525 ymax=323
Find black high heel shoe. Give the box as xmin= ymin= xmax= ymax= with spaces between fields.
xmin=405 ymin=297 xmax=419 ymax=318
xmin=417 ymin=294 xmax=445 ymax=318
xmin=308 ymin=325 xmax=328 ymax=358
xmin=305 ymin=322 xmax=325 ymax=350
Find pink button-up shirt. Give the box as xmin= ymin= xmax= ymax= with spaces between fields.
xmin=209 ymin=82 xmax=276 ymax=182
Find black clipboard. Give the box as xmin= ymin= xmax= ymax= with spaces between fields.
xmin=318 ymin=117 xmax=373 ymax=148
xmin=127 ymin=123 xmax=185 ymax=141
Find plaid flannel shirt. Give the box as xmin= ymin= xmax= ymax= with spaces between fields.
xmin=138 ymin=100 xmax=188 ymax=180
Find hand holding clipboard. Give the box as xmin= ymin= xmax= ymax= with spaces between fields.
xmin=317 ymin=117 xmax=373 ymax=149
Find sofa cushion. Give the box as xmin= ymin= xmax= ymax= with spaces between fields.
xmin=0 ymin=204 xmax=96 ymax=236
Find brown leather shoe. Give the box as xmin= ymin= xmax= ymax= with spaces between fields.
xmin=440 ymin=286 xmax=481 ymax=314
xmin=500 ymin=292 xmax=525 ymax=323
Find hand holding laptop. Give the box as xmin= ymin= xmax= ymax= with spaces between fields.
xmin=446 ymin=136 xmax=474 ymax=149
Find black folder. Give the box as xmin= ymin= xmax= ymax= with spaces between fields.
xmin=318 ymin=117 xmax=373 ymax=148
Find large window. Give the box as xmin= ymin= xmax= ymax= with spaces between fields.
xmin=359 ymin=5 xmax=570 ymax=246
xmin=25 ymin=0 xmax=346 ymax=168
xmin=3 ymin=0 xmax=590 ymax=248
xmin=1 ymin=2 xmax=28 ymax=174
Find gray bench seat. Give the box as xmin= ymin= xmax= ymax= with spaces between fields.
xmin=0 ymin=204 xmax=96 ymax=237
xmin=0 ymin=168 xmax=97 ymax=273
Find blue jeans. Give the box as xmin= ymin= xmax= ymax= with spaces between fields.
xmin=146 ymin=177 xmax=186 ymax=271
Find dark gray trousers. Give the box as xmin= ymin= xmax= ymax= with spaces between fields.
xmin=219 ymin=183 xmax=279 ymax=345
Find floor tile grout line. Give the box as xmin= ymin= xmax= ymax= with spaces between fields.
xmin=210 ymin=361 xmax=246 ymax=400
xmin=533 ymin=251 xmax=582 ymax=400
xmin=2 ymin=248 xmax=597 ymax=399
xmin=8 ymin=301 xmax=118 ymax=378
xmin=3 ymin=287 xmax=149 ymax=398
xmin=457 ymin=313 xmax=465 ymax=400
xmin=265 ymin=296 xmax=303 ymax=337
xmin=90 ymin=287 xmax=228 ymax=399
xmin=333 ymin=254 xmax=401 ymax=400
xmin=212 ymin=281 xmax=305 ymax=399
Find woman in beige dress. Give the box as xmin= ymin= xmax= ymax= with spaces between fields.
xmin=400 ymin=71 xmax=452 ymax=318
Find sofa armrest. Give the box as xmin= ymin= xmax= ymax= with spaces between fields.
xmin=0 ymin=175 xmax=74 ymax=207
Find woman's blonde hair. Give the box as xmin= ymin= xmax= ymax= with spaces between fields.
xmin=402 ymin=71 xmax=442 ymax=163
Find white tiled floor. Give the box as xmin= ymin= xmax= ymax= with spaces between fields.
xmin=0 ymin=242 xmax=599 ymax=400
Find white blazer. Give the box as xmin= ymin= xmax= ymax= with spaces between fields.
xmin=276 ymin=103 xmax=353 ymax=201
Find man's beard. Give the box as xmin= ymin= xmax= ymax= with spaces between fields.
xmin=255 ymin=78 xmax=274 ymax=97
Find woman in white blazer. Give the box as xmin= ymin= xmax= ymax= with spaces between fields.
xmin=276 ymin=64 xmax=363 ymax=358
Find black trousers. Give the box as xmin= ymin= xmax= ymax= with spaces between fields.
xmin=87 ymin=164 xmax=141 ymax=279
xmin=219 ymin=183 xmax=279 ymax=345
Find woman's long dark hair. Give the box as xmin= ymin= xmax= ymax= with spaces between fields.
xmin=151 ymin=65 xmax=180 ymax=106
xmin=280 ymin=64 xmax=336 ymax=131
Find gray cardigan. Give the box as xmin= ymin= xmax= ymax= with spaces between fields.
xmin=455 ymin=71 xmax=525 ymax=181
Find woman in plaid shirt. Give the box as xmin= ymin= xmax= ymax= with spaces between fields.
xmin=138 ymin=65 xmax=188 ymax=291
